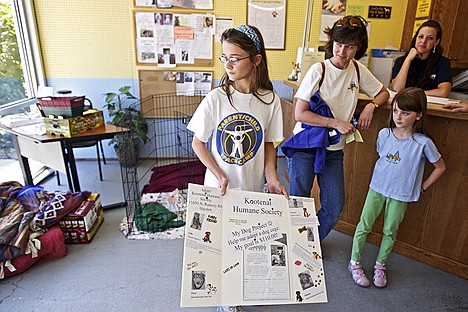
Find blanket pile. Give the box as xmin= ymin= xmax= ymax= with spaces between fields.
xmin=0 ymin=181 xmax=89 ymax=278
xmin=120 ymin=189 xmax=187 ymax=240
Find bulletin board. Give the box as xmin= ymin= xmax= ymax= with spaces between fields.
xmin=138 ymin=69 xmax=212 ymax=118
xmin=134 ymin=11 xmax=215 ymax=67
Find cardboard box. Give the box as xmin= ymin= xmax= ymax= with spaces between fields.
xmin=44 ymin=109 xmax=104 ymax=137
xmin=59 ymin=194 xmax=104 ymax=244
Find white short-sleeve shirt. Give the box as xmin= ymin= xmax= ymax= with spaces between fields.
xmin=187 ymin=87 xmax=284 ymax=192
xmin=295 ymin=59 xmax=384 ymax=150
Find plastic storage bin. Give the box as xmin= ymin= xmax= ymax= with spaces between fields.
xmin=371 ymin=49 xmax=399 ymax=58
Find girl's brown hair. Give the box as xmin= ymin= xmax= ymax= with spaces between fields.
xmin=219 ymin=25 xmax=275 ymax=105
xmin=387 ymin=87 xmax=428 ymax=135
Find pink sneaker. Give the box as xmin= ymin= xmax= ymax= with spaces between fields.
xmin=348 ymin=262 xmax=370 ymax=287
xmin=373 ymin=263 xmax=387 ymax=288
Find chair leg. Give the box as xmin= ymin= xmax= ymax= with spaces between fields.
xmin=96 ymin=144 xmax=103 ymax=181
xmin=99 ymin=140 xmax=106 ymax=164
xmin=56 ymin=170 xmax=61 ymax=185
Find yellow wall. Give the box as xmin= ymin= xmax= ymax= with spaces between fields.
xmin=34 ymin=0 xmax=408 ymax=80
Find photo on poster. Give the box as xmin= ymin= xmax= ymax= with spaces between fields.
xmin=322 ymin=0 xmax=346 ymax=14
xmin=140 ymin=29 xmax=154 ymax=37
xmin=298 ymin=270 xmax=314 ymax=290
xmin=192 ymin=270 xmax=206 ymax=290
xmin=163 ymin=71 xmax=177 ymax=81
xmin=158 ymin=46 xmax=176 ymax=67
xmin=307 ymin=227 xmax=315 ymax=242
xmin=181 ymin=50 xmax=189 ymax=61
xmin=141 ymin=51 xmax=156 ymax=61
xmin=163 ymin=13 xmax=173 ymax=26
xmin=320 ymin=0 xmax=346 ymax=41
xmin=184 ymin=72 xmax=194 ymax=82
xmin=176 ymin=72 xmax=184 ymax=83
xmin=157 ymin=0 xmax=172 ymax=8
xmin=271 ymin=245 xmax=286 ymax=266
xmin=154 ymin=12 xmax=163 ymax=25
xmin=194 ymin=72 xmax=212 ymax=95
xmin=175 ymin=39 xmax=194 ymax=64
xmin=190 ymin=211 xmax=204 ymax=230
xmin=135 ymin=0 xmax=156 ymax=6
xmin=289 ymin=198 xmax=304 ymax=209
xmin=194 ymin=72 xmax=211 ymax=83
xmin=204 ymin=16 xmax=214 ymax=28
xmin=173 ymin=14 xmax=191 ymax=27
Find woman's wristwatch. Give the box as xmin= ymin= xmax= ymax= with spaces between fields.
xmin=369 ymin=101 xmax=379 ymax=108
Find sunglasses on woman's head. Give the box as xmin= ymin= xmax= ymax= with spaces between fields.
xmin=335 ymin=16 xmax=367 ymax=28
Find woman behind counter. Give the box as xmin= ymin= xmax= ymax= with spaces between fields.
xmin=390 ymin=20 xmax=452 ymax=98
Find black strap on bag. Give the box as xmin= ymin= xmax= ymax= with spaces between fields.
xmin=318 ymin=59 xmax=360 ymax=91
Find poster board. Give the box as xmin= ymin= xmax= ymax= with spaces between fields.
xmin=180 ymin=184 xmax=327 ymax=308
xmin=247 ymin=0 xmax=287 ymax=50
xmin=139 ymin=70 xmax=212 ymax=118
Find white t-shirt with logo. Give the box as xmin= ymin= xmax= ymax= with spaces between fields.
xmin=187 ymin=87 xmax=284 ymax=192
xmin=295 ymin=59 xmax=384 ymax=150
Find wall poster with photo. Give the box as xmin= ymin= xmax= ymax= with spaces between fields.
xmin=247 ymin=0 xmax=287 ymax=50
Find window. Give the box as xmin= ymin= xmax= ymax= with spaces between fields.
xmin=0 ymin=0 xmax=44 ymax=176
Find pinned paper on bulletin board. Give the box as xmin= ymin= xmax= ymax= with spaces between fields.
xmin=347 ymin=5 xmax=365 ymax=17
xmin=138 ymin=70 xmax=212 ymax=118
xmin=300 ymin=51 xmax=325 ymax=81
xmin=415 ymin=0 xmax=432 ymax=18
xmin=413 ymin=19 xmax=428 ymax=36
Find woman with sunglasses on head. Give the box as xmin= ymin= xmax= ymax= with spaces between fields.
xmin=188 ymin=25 xmax=288 ymax=311
xmin=286 ymin=15 xmax=389 ymax=241
xmin=390 ymin=20 xmax=452 ymax=98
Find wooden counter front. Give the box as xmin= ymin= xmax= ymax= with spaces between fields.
xmin=336 ymin=100 xmax=468 ymax=279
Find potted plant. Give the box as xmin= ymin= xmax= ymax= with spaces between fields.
xmin=103 ymin=86 xmax=148 ymax=167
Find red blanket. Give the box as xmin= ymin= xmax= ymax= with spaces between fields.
xmin=141 ymin=160 xmax=205 ymax=194
xmin=1 ymin=225 xmax=67 ymax=279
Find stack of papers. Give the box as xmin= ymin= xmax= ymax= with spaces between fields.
xmin=1 ymin=114 xmax=44 ymax=128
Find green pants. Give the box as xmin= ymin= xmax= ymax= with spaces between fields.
xmin=351 ymin=188 xmax=408 ymax=264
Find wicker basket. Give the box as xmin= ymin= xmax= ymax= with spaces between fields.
xmin=38 ymin=96 xmax=85 ymax=118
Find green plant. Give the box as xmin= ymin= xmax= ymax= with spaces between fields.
xmin=103 ymin=86 xmax=148 ymax=146
xmin=103 ymin=86 xmax=148 ymax=167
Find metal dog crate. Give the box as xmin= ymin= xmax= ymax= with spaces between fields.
xmin=119 ymin=92 xmax=207 ymax=235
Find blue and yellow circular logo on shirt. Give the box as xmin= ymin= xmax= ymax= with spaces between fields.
xmin=216 ymin=112 xmax=263 ymax=166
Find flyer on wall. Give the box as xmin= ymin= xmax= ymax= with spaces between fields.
xmin=180 ymin=184 xmax=327 ymax=307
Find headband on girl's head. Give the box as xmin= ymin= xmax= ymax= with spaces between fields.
xmin=235 ymin=25 xmax=262 ymax=53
